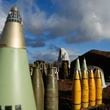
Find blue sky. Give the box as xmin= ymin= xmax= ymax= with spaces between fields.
xmin=0 ymin=0 xmax=110 ymax=63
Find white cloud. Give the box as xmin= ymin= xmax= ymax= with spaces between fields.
xmin=0 ymin=0 xmax=110 ymax=62
xmin=22 ymin=0 xmax=110 ymax=43
xmin=67 ymin=48 xmax=80 ymax=61
xmin=28 ymin=47 xmax=79 ymax=63
xmin=1 ymin=0 xmax=110 ymax=43
xmin=28 ymin=49 xmax=58 ymax=63
xmin=0 ymin=1 xmax=6 ymax=33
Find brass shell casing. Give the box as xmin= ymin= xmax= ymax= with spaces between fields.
xmin=0 ymin=22 xmax=25 ymax=48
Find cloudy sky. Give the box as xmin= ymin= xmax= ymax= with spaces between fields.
xmin=0 ymin=0 xmax=110 ymax=63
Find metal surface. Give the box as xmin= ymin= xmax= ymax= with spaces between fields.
xmin=0 ymin=7 xmax=25 ymax=48
xmin=81 ymin=70 xmax=89 ymax=108
xmin=6 ymin=6 xmax=22 ymax=23
xmin=95 ymin=69 xmax=102 ymax=105
xmin=45 ymin=67 xmax=58 ymax=110
xmin=81 ymin=58 xmax=89 ymax=108
xmin=89 ymin=70 xmax=96 ymax=107
xmin=0 ymin=48 xmax=36 ymax=110
xmin=74 ymin=58 xmax=81 ymax=78
xmin=81 ymin=58 xmax=88 ymax=73
xmin=32 ymin=65 xmax=44 ymax=110
xmin=72 ymin=70 xmax=81 ymax=110
xmin=0 ymin=7 xmax=36 ymax=110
